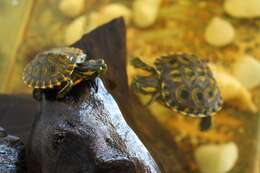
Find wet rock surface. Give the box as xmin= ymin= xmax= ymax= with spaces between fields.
xmin=27 ymin=79 xmax=159 ymax=173
xmin=0 ymin=127 xmax=26 ymax=173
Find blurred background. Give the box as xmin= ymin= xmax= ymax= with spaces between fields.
xmin=0 ymin=0 xmax=260 ymax=173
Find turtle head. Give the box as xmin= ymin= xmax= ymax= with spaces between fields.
xmin=75 ymin=53 xmax=87 ymax=64
xmin=86 ymin=59 xmax=107 ymax=75
xmin=76 ymin=59 xmax=107 ymax=78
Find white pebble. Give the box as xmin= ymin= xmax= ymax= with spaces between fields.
xmin=84 ymin=4 xmax=131 ymax=33
xmin=204 ymin=17 xmax=235 ymax=47
xmin=133 ymin=0 xmax=161 ymax=28
xmin=195 ymin=142 xmax=238 ymax=173
xmin=224 ymin=0 xmax=260 ymax=18
xmin=59 ymin=0 xmax=85 ymax=18
xmin=99 ymin=3 xmax=132 ymax=24
xmin=232 ymin=55 xmax=260 ymax=89
xmin=64 ymin=16 xmax=86 ymax=45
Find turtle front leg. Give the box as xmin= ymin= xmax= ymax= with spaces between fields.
xmin=199 ymin=116 xmax=212 ymax=131
xmin=132 ymin=75 xmax=161 ymax=105
xmin=57 ymin=80 xmax=74 ymax=98
xmin=132 ymin=75 xmax=160 ymax=95
xmin=131 ymin=57 xmax=157 ymax=74
xmin=33 ymin=89 xmax=43 ymax=101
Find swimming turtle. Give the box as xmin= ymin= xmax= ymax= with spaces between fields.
xmin=23 ymin=47 xmax=107 ymax=99
xmin=131 ymin=53 xmax=223 ymax=131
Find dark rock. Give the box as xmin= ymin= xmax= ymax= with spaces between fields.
xmin=0 ymin=127 xmax=26 ymax=173
xmin=26 ymin=18 xmax=160 ymax=173
xmin=27 ymin=78 xmax=159 ymax=173
xmin=0 ymin=127 xmax=7 ymax=138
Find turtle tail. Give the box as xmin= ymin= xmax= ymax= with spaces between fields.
xmin=199 ymin=116 xmax=212 ymax=131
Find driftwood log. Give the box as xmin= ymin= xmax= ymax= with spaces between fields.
xmin=0 ymin=18 xmax=192 ymax=173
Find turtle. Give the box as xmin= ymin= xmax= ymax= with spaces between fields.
xmin=131 ymin=53 xmax=223 ymax=131
xmin=23 ymin=47 xmax=107 ymax=99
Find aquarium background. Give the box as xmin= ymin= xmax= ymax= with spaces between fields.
xmin=0 ymin=0 xmax=260 ymax=173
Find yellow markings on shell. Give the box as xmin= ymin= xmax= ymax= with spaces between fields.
xmin=198 ymin=76 xmax=207 ymax=82
xmin=54 ymin=79 xmax=62 ymax=86
xmin=63 ymin=76 xmax=70 ymax=81
xmin=48 ymin=81 xmax=54 ymax=88
xmin=162 ymin=90 xmax=170 ymax=98
xmin=209 ymin=78 xmax=216 ymax=85
xmin=172 ymin=77 xmax=182 ymax=82
xmin=161 ymin=82 xmax=166 ymax=89
xmin=142 ymin=87 xmax=157 ymax=92
xmin=184 ymin=68 xmax=193 ymax=75
xmin=27 ymin=80 xmax=33 ymax=87
xmin=41 ymin=82 xmax=46 ymax=89
xmin=191 ymin=88 xmax=203 ymax=107
xmin=170 ymin=70 xmax=180 ymax=76
xmin=196 ymin=68 xmax=203 ymax=72
xmin=184 ymin=108 xmax=190 ymax=113
xmin=170 ymin=63 xmax=179 ymax=68
xmin=34 ymin=81 xmax=40 ymax=89
xmin=170 ymin=103 xmax=214 ymax=117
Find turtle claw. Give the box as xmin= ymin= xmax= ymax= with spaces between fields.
xmin=89 ymin=79 xmax=98 ymax=93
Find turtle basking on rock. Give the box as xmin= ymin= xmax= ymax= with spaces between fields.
xmin=23 ymin=47 xmax=107 ymax=99
xmin=131 ymin=53 xmax=223 ymax=131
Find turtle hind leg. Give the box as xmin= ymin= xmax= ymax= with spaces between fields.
xmin=131 ymin=57 xmax=157 ymax=74
xmin=146 ymin=92 xmax=161 ymax=106
xmin=57 ymin=80 xmax=73 ymax=99
xmin=199 ymin=116 xmax=212 ymax=131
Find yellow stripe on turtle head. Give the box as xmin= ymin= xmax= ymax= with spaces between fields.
xmin=34 ymin=81 xmax=40 ymax=89
xmin=83 ymin=71 xmax=95 ymax=76
xmin=74 ymin=79 xmax=82 ymax=85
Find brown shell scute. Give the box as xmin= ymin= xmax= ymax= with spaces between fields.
xmin=23 ymin=50 xmax=75 ymax=89
xmin=155 ymin=53 xmax=222 ymax=117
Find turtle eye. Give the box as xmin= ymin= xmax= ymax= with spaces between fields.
xmin=69 ymin=56 xmax=74 ymax=61
xmin=80 ymin=54 xmax=86 ymax=62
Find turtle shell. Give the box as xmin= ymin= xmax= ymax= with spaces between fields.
xmin=155 ymin=53 xmax=222 ymax=117
xmin=23 ymin=48 xmax=79 ymax=89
